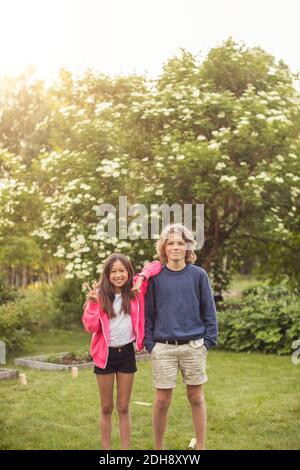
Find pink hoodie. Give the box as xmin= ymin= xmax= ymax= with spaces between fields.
xmin=82 ymin=261 xmax=162 ymax=368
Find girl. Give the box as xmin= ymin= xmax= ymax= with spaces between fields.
xmin=82 ymin=253 xmax=161 ymax=450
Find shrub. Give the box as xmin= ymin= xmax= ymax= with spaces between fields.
xmin=19 ymin=284 xmax=56 ymax=331
xmin=0 ymin=276 xmax=20 ymax=304
xmin=50 ymin=278 xmax=86 ymax=327
xmin=0 ymin=301 xmax=30 ymax=351
xmin=218 ymin=282 xmax=300 ymax=354
xmin=0 ymin=284 xmax=56 ymax=352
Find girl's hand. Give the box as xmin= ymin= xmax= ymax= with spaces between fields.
xmin=83 ymin=281 xmax=99 ymax=302
xmin=131 ymin=276 xmax=145 ymax=295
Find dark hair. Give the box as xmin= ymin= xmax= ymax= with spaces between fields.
xmin=97 ymin=253 xmax=135 ymax=319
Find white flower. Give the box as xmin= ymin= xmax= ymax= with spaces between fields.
xmin=208 ymin=142 xmax=219 ymax=151
xmin=80 ymin=183 xmax=91 ymax=191
xmin=275 ymin=177 xmax=284 ymax=183
xmin=37 ymin=229 xmax=51 ymax=240
xmin=65 ymin=273 xmax=74 ymax=279
xmin=216 ymin=162 xmax=226 ymax=171
xmin=54 ymin=246 xmax=65 ymax=258
xmin=95 ymin=102 xmax=112 ymax=114
xmin=176 ymin=155 xmax=185 ymax=161
xmin=66 ymin=263 xmax=74 ymax=272
xmin=257 ymin=172 xmax=271 ymax=182
xmin=220 ymin=175 xmax=237 ymax=184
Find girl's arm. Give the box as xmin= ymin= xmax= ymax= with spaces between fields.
xmin=82 ymin=300 xmax=101 ymax=334
xmin=132 ymin=261 xmax=162 ymax=295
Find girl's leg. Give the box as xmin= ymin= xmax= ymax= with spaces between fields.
xmin=116 ymin=372 xmax=135 ymax=450
xmin=96 ymin=374 xmax=115 ymax=450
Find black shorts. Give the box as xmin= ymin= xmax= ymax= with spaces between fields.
xmin=94 ymin=342 xmax=137 ymax=375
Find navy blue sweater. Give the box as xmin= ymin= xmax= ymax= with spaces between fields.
xmin=144 ymin=264 xmax=218 ymax=353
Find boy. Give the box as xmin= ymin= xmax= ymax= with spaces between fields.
xmin=144 ymin=223 xmax=218 ymax=450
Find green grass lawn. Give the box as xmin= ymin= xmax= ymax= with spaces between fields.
xmin=1 ymin=329 xmax=300 ymax=450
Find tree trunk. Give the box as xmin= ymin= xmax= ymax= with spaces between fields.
xmin=22 ymin=267 xmax=27 ymax=287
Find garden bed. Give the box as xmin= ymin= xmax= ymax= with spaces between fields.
xmin=0 ymin=368 xmax=19 ymax=381
xmin=15 ymin=352 xmax=93 ymax=371
xmin=15 ymin=349 xmax=150 ymax=370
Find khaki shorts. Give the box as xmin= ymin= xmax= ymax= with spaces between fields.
xmin=151 ymin=339 xmax=208 ymax=389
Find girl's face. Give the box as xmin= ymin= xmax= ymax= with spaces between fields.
xmin=109 ymin=260 xmax=129 ymax=293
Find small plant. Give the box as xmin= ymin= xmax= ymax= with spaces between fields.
xmin=46 ymin=349 xmax=92 ymax=365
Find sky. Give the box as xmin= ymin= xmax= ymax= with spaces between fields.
xmin=0 ymin=0 xmax=300 ymax=82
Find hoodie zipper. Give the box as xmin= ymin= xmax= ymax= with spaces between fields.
xmin=98 ymin=312 xmax=109 ymax=369
xmin=135 ymin=297 xmax=141 ymax=347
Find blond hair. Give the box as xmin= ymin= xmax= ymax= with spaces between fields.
xmin=156 ymin=223 xmax=197 ymax=264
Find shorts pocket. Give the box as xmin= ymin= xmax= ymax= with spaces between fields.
xmin=189 ymin=339 xmax=204 ymax=349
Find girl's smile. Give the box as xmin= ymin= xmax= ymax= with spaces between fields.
xmin=109 ymin=260 xmax=129 ymax=292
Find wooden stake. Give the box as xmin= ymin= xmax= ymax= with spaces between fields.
xmin=71 ymin=367 xmax=78 ymax=378
xmin=19 ymin=373 xmax=27 ymax=385
xmin=188 ymin=438 xmax=197 ymax=450
xmin=133 ymin=401 xmax=152 ymax=407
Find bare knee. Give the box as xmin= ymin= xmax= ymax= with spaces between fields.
xmin=155 ymin=394 xmax=172 ymax=412
xmin=101 ymin=403 xmax=114 ymax=416
xmin=188 ymin=393 xmax=205 ymax=407
xmin=116 ymin=401 xmax=129 ymax=415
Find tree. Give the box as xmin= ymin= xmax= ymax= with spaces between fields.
xmin=1 ymin=41 xmax=300 ymax=293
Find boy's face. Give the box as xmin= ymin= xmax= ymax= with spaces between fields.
xmin=165 ymin=232 xmax=187 ymax=264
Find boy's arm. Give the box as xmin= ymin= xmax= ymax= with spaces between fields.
xmin=199 ymin=271 xmax=218 ymax=351
xmin=144 ymin=280 xmax=157 ymax=353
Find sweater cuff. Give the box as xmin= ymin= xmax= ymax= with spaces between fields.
xmin=203 ymin=338 xmax=215 ymax=351
xmin=145 ymin=341 xmax=156 ymax=353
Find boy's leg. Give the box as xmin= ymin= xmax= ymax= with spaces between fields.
xmin=96 ymin=373 xmax=115 ymax=450
xmin=153 ymin=388 xmax=173 ymax=450
xmin=186 ymin=384 xmax=206 ymax=450
xmin=179 ymin=343 xmax=208 ymax=449
xmin=116 ymin=372 xmax=135 ymax=450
